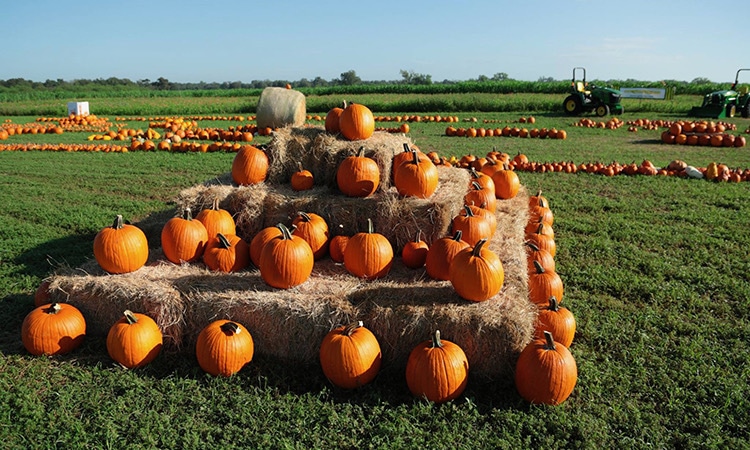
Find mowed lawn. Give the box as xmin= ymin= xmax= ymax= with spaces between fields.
xmin=1 ymin=110 xmax=749 ymax=449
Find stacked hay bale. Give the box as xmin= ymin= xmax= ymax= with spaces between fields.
xmin=45 ymin=126 xmax=535 ymax=380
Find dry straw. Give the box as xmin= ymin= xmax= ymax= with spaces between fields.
xmin=255 ymin=87 xmax=306 ymax=129
xmin=45 ymin=126 xmax=536 ymax=380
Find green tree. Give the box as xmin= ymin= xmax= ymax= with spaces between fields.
xmin=338 ymin=70 xmax=361 ymax=85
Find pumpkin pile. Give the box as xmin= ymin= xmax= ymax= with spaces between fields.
xmin=445 ymin=125 xmax=567 ymax=140
xmin=659 ymin=120 xmax=746 ymax=147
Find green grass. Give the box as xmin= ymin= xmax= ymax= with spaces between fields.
xmin=1 ymin=111 xmax=750 ymax=448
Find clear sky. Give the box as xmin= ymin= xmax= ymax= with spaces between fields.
xmin=2 ymin=0 xmax=746 ymax=84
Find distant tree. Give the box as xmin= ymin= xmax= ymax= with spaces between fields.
xmin=691 ymin=77 xmax=712 ymax=84
xmin=492 ymin=72 xmax=510 ymax=81
xmin=475 ymin=75 xmax=489 ymax=82
xmin=400 ymin=70 xmax=432 ymax=85
xmin=537 ymin=76 xmax=555 ymax=83
xmin=338 ymin=70 xmax=361 ymax=85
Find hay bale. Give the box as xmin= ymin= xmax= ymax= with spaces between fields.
xmin=256 ymin=87 xmax=306 ymax=129
xmin=264 ymin=126 xmax=407 ymax=192
xmin=44 ymin=186 xmax=533 ymax=380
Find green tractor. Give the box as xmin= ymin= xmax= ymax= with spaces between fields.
xmin=688 ymin=68 xmax=750 ymax=119
xmin=562 ymin=67 xmax=624 ymax=117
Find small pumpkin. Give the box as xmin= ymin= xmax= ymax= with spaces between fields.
xmin=203 ymin=233 xmax=250 ymax=273
xmin=291 ymin=211 xmax=329 ymax=260
xmin=464 ymin=181 xmax=497 ymax=213
xmin=705 ymin=162 xmax=720 ymax=180
xmin=401 ymin=230 xmax=429 ymax=269
xmin=529 ymin=260 xmax=564 ymax=305
xmin=324 ymin=101 xmax=346 ymax=134
xmin=106 ymin=310 xmax=163 ymax=369
xmin=94 ymin=215 xmax=149 ymax=274
xmin=319 ymin=321 xmax=382 ymax=389
xmin=339 ymin=103 xmax=375 ymax=141
xmin=329 ymin=233 xmax=349 ymax=264
xmin=196 ymin=320 xmax=254 ymax=377
xmin=527 ymin=232 xmax=556 ymax=258
xmin=425 ymin=230 xmax=470 ymax=281
xmin=22 ymin=302 xmax=86 ymax=356
xmin=195 ymin=199 xmax=236 ymax=239
xmin=231 ymin=145 xmax=269 ymax=185
xmin=529 ymin=189 xmax=549 ymax=209
xmin=525 ymin=242 xmax=556 ymax=274
xmin=259 ymin=223 xmax=314 ymax=289
xmin=449 ymin=238 xmax=504 ymax=302
xmin=535 ymin=296 xmax=576 ymax=348
xmin=468 ymin=167 xmax=495 ymax=192
xmin=405 ymin=330 xmax=469 ymax=403
xmin=344 ymin=219 xmax=393 ymax=279
xmin=250 ymin=225 xmax=285 ymax=267
xmin=161 ymin=207 xmax=208 ymax=264
xmin=336 ymin=146 xmax=380 ymax=197
xmin=461 ymin=203 xmax=497 ymax=236
xmin=291 ymin=162 xmax=315 ymax=191
xmin=515 ymin=331 xmax=577 ymax=405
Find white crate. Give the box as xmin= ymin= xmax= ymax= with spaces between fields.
xmin=67 ymin=102 xmax=89 ymax=116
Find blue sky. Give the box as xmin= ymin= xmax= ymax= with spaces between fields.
xmin=2 ymin=0 xmax=746 ymax=84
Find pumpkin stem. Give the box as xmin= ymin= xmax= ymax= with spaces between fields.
xmin=123 ymin=310 xmax=138 ymax=325
xmin=402 ymin=142 xmax=411 ymax=153
xmin=410 ymin=149 xmax=420 ymax=165
xmin=472 ymin=239 xmax=488 ymax=257
xmin=525 ymin=242 xmax=541 ymax=252
xmin=220 ymin=321 xmax=241 ymax=335
xmin=211 ymin=198 xmax=221 ymax=211
xmin=468 ymin=167 xmax=481 ymax=179
xmin=216 ymin=233 xmax=232 ymax=249
xmin=366 ymin=218 xmax=375 ymax=234
xmin=342 ymin=321 xmax=364 ymax=336
xmin=341 ymin=100 xmax=347 ymax=109
xmin=44 ymin=303 xmax=62 ymax=315
xmin=470 ymin=181 xmax=482 ymax=191
xmin=543 ymin=330 xmax=556 ymax=350
xmin=431 ymin=329 xmax=443 ymax=348
xmin=296 ymin=211 xmax=312 ymax=223
xmin=182 ymin=207 xmax=193 ymax=221
xmin=297 ymin=161 xmax=304 ymax=172
xmin=112 ymin=214 xmax=124 ymax=230
xmin=533 ymin=259 xmax=546 ymax=274
xmin=356 ymin=146 xmax=366 ymax=157
xmin=275 ymin=223 xmax=294 ymax=240
xmin=548 ymin=296 xmax=560 ymax=311
xmin=452 ymin=230 xmax=463 ymax=242
xmin=413 ymin=230 xmax=422 ymax=243
xmin=462 ymin=205 xmax=475 ymax=217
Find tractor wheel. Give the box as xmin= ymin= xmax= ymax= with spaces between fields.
xmin=563 ymin=95 xmax=582 ymax=115
xmin=741 ymin=103 xmax=750 ymax=118
xmin=726 ymin=104 xmax=736 ymax=118
xmin=595 ymin=104 xmax=610 ymax=117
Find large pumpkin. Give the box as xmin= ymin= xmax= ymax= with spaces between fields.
xmin=319 ymin=321 xmax=382 ymax=389
xmin=249 ymin=225 xmax=285 ymax=267
xmin=344 ymin=219 xmax=393 ymax=279
xmin=425 ymin=230 xmax=470 ymax=281
xmin=195 ymin=199 xmax=236 ymax=239
xmin=464 ymin=181 xmax=496 ymax=213
xmin=231 ymin=145 xmax=269 ymax=185
xmin=106 ymin=310 xmax=163 ymax=369
xmin=94 ymin=214 xmax=149 ymax=274
xmin=336 ymin=147 xmax=380 ymax=197
xmin=449 ymin=238 xmax=504 ymax=302
xmin=203 ymin=233 xmax=250 ymax=273
xmin=196 ymin=320 xmax=254 ymax=377
xmin=515 ymin=331 xmax=577 ymax=405
xmin=259 ymin=223 xmax=314 ymax=289
xmin=393 ymin=149 xmax=439 ymax=199
xmin=21 ymin=303 xmax=86 ymax=356
xmin=339 ymin=103 xmax=375 ymax=141
xmin=492 ymin=164 xmax=520 ymax=199
xmin=405 ymin=330 xmax=469 ymax=403
xmin=291 ymin=211 xmax=329 ymax=260
xmin=161 ymin=207 xmax=208 ymax=264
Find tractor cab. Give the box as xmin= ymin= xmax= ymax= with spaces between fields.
xmin=562 ymin=67 xmax=623 ymax=117
xmin=689 ymin=68 xmax=750 ymax=118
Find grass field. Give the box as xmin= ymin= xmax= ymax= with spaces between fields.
xmin=1 ymin=103 xmax=749 ymax=448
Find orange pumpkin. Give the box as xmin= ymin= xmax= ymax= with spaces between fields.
xmin=401 ymin=230 xmax=429 ymax=269
xmin=394 ymin=149 xmax=439 ymax=198
xmin=291 ymin=162 xmax=314 ymax=191
xmin=343 ymin=219 xmax=393 ymax=279
xmin=260 ymin=223 xmax=314 ymax=289
xmin=195 ymin=199 xmax=236 ymax=240
xmin=22 ymin=303 xmax=86 ymax=356
xmin=161 ymin=208 xmax=208 ymax=264
xmin=324 ymin=101 xmax=346 ymax=134
xmin=196 ymin=320 xmax=254 ymax=377
xmin=336 ymin=147 xmax=380 ymax=197
xmin=451 ymin=205 xmax=493 ymax=247
xmin=535 ymin=296 xmax=576 ymax=348
xmin=291 ymin=211 xmax=329 ymax=260
xmin=319 ymin=321 xmax=382 ymax=389
xmin=449 ymin=238 xmax=504 ymax=302
xmin=425 ymin=230 xmax=470 ymax=281
xmin=106 ymin=310 xmax=163 ymax=369
xmin=529 ymin=260 xmax=564 ymax=305
xmin=94 ymin=215 xmax=149 ymax=274
xmin=492 ymin=164 xmax=520 ymax=200
xmin=203 ymin=233 xmax=250 ymax=273
xmin=515 ymin=331 xmax=577 ymax=405
xmin=406 ymin=330 xmax=469 ymax=403
xmin=339 ymin=103 xmax=375 ymax=141
xmin=231 ymin=145 xmax=269 ymax=185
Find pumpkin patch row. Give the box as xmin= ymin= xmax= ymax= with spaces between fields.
xmin=445 ymin=125 xmax=568 ymax=139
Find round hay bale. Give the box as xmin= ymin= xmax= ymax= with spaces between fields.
xmin=256 ymin=87 xmax=306 ymax=129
